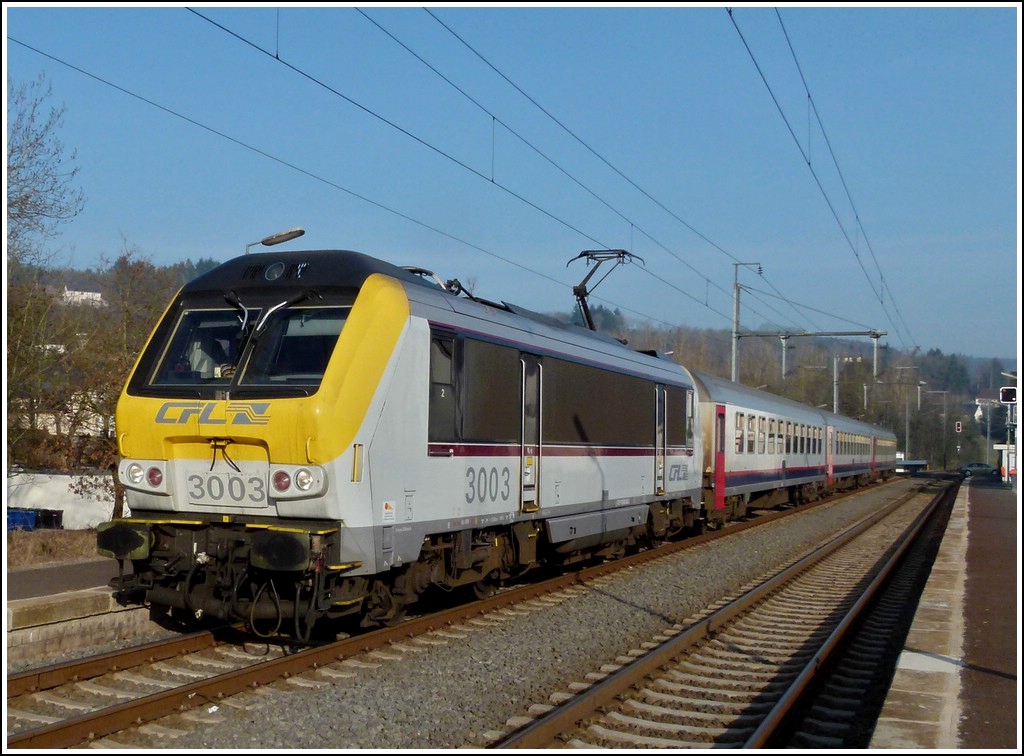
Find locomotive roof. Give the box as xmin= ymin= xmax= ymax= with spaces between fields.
xmin=183 ymin=249 xmax=445 ymax=294
xmin=179 ymin=248 xmax=690 ymax=385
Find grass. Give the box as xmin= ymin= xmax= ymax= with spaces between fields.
xmin=5 ymin=528 xmax=100 ymax=569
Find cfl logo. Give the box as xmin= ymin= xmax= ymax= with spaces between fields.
xmin=668 ymin=464 xmax=688 ymax=482
xmin=155 ymin=401 xmax=271 ymax=425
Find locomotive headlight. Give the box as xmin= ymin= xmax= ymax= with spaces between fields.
xmin=294 ymin=468 xmax=314 ymax=491
xmin=126 ymin=463 xmax=145 ymax=485
xmin=118 ymin=459 xmax=170 ymax=495
xmin=269 ymin=465 xmax=326 ymax=499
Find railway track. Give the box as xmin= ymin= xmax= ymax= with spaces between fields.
xmin=486 ymin=481 xmax=951 ymax=748
xmin=6 ymin=479 xmax=939 ymax=750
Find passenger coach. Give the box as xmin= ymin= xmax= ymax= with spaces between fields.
xmin=690 ymin=370 xmax=896 ymax=523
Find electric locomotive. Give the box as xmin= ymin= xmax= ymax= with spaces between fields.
xmin=97 ymin=249 xmax=704 ymax=638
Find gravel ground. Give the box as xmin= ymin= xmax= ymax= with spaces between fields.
xmin=138 ymin=480 xmax=922 ymax=751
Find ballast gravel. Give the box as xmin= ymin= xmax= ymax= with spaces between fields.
xmin=132 ymin=481 xmax=922 ymax=750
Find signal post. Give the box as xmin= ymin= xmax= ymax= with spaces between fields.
xmin=997 ymin=385 xmax=1016 ymax=486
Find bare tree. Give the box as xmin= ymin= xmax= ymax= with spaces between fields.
xmin=7 ymin=74 xmax=85 ymax=265
xmin=68 ymin=244 xmax=180 ymax=515
xmin=7 ymin=74 xmax=86 ymax=468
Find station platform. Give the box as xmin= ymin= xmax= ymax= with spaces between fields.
xmin=869 ymin=475 xmax=1018 ymax=750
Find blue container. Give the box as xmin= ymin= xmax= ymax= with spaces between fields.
xmin=7 ymin=509 xmax=38 ymax=531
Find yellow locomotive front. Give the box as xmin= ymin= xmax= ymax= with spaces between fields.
xmin=97 ymin=251 xmax=419 ymax=638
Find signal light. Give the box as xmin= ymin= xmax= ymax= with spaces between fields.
xmin=999 ymin=386 xmax=1016 ymax=404
xmin=955 ymin=421 xmax=962 ymax=433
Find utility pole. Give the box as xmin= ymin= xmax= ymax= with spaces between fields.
xmin=731 ymin=262 xmax=762 ymax=382
xmin=926 ymin=390 xmax=949 ymax=470
xmin=894 ymin=366 xmax=921 ymax=458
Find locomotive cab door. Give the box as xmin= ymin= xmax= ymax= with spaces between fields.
xmin=655 ymin=386 xmax=666 ymax=495
xmin=520 ymin=355 xmax=541 ymax=513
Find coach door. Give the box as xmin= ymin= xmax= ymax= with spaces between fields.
xmin=826 ymin=425 xmax=835 ymax=488
xmin=714 ymin=404 xmax=727 ymax=511
xmin=520 ymin=355 xmax=541 ymax=513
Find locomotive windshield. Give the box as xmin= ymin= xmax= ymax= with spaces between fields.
xmin=148 ymin=306 xmax=349 ymax=392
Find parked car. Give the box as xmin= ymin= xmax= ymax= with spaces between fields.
xmin=959 ymin=462 xmax=998 ymax=478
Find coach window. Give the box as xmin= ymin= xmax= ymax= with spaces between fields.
xmin=747 ymin=414 xmax=756 ymax=454
xmin=768 ymin=419 xmax=776 ymax=454
xmin=785 ymin=421 xmax=792 ymax=454
xmin=735 ymin=413 xmax=745 ymax=454
xmin=758 ymin=416 xmax=766 ymax=454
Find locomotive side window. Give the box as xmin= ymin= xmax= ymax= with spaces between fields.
xmin=665 ymin=385 xmax=692 ymax=447
xmin=543 ymin=359 xmax=654 ymax=446
xmin=461 ymin=339 xmax=520 ymax=443
xmin=428 ymin=334 xmax=457 ymax=442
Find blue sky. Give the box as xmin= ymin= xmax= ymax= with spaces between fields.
xmin=5 ymin=4 xmax=1021 ymax=364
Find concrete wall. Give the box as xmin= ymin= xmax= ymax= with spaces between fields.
xmin=6 ymin=473 xmax=125 ymax=529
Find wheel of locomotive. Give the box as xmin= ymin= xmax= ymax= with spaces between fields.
xmin=360 ymin=579 xmax=407 ymax=628
xmin=471 ymin=572 xmax=502 ymax=600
